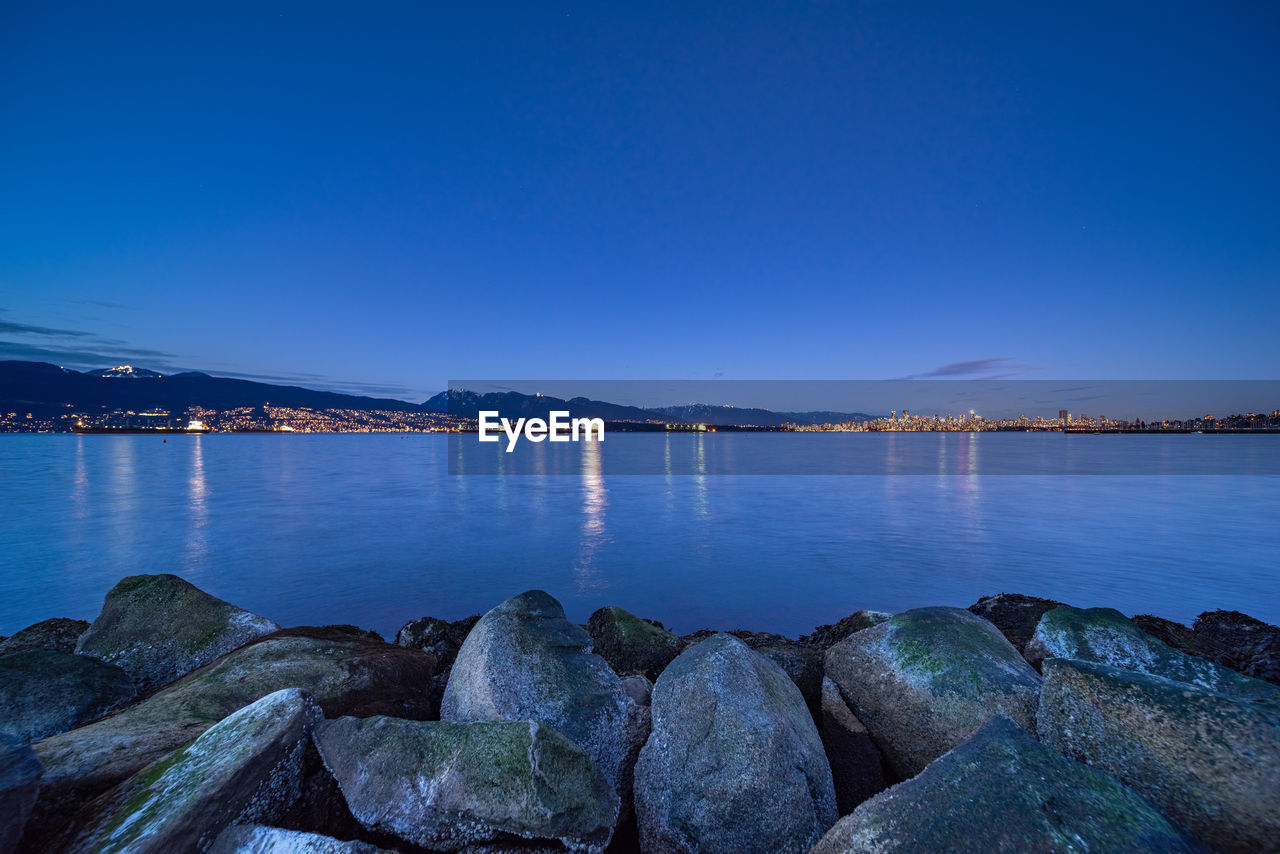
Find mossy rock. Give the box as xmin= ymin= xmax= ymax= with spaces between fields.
xmin=314 ymin=716 xmax=618 ymax=853
xmin=0 ymin=650 xmax=136 ymax=742
xmin=824 ymin=607 xmax=1040 ymax=778
xmin=65 ymin=688 xmax=320 ymax=854
xmin=967 ymin=593 xmax=1064 ymax=653
xmin=0 ymin=618 xmax=90 ymax=657
xmin=811 ymin=715 xmax=1204 ymax=853
xmin=587 ymin=606 xmax=685 ymax=678
xmin=76 ymin=574 xmax=279 ymax=693
xmin=28 ymin=629 xmax=436 ymax=848
xmin=1026 ymin=606 xmax=1279 ymax=700
xmin=1039 ymin=657 xmax=1280 ymax=854
xmin=441 ymin=591 xmax=648 ymax=815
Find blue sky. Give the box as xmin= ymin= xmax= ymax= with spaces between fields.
xmin=2 ymin=2 xmax=1278 ymax=402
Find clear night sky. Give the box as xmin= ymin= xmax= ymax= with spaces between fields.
xmin=2 ymin=2 xmax=1277 ymax=403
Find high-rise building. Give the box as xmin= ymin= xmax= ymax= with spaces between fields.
xmin=1059 ymin=409 xmax=1070 ymax=423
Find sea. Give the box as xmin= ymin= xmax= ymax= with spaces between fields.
xmin=2 ymin=432 xmax=1278 ymax=639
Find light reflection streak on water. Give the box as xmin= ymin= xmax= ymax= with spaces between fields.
xmin=573 ymin=439 xmax=608 ymax=591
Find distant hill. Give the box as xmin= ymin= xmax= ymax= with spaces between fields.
xmin=428 ymin=390 xmax=880 ymax=426
xmin=653 ymin=404 xmax=880 ymax=426
xmin=0 ymin=361 xmax=425 ymax=414
xmin=423 ymin=389 xmax=666 ymax=422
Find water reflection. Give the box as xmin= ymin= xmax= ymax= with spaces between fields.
xmin=573 ymin=439 xmax=609 ymax=591
xmin=185 ymin=437 xmax=209 ymax=565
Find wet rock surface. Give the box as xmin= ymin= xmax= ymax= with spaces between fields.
xmin=76 ymin=574 xmax=280 ymax=693
xmin=0 ymin=618 xmax=89 ymax=657
xmin=1038 ymin=657 xmax=1280 ymax=853
xmin=0 ymin=650 xmax=136 ymax=742
xmin=824 ymin=607 xmax=1041 ymax=778
xmin=315 ymin=716 xmax=619 ymax=853
xmin=635 ymin=633 xmax=836 ymax=854
xmin=65 ymin=688 xmax=321 ymax=854
xmin=811 ymin=715 xmax=1204 ymax=854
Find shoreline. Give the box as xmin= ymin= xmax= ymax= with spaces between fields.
xmin=2 ymin=577 xmax=1277 ymax=853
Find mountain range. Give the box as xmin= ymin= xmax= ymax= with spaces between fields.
xmin=0 ymin=361 xmax=878 ymax=426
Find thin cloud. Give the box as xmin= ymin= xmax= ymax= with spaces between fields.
xmin=0 ymin=320 xmax=102 ymax=339
xmin=71 ymin=299 xmax=134 ymax=310
xmin=909 ymin=357 xmax=1038 ymax=379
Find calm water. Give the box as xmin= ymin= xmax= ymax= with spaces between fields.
xmin=2 ymin=433 xmax=1278 ymax=638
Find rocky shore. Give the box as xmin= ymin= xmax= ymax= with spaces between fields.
xmin=2 ymin=576 xmax=1278 ymax=853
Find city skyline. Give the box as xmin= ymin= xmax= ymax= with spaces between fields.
xmin=3 ymin=3 xmax=1279 ymax=399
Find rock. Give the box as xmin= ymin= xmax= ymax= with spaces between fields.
xmin=801 ymin=611 xmax=892 ymax=649
xmin=635 ymin=633 xmax=836 ymax=854
xmin=315 ymin=716 xmax=619 ymax=853
xmin=65 ymin=688 xmax=321 ymax=854
xmin=1038 ymin=657 xmax=1280 ymax=853
xmin=1025 ymin=606 xmax=1279 ymax=700
xmin=395 ymin=614 xmax=478 ymax=668
xmin=210 ymin=824 xmax=391 ymax=853
xmin=820 ymin=678 xmax=886 ymax=814
xmin=967 ymin=592 xmax=1064 ymax=653
xmin=824 ymin=606 xmax=1040 ymax=778
xmin=28 ymin=628 xmax=436 ymax=844
xmin=0 ymin=618 xmax=89 ymax=657
xmin=441 ymin=591 xmax=648 ymax=811
xmin=1194 ymin=609 xmax=1280 ymax=685
xmin=586 ymin=606 xmax=685 ymax=677
xmin=318 ymin=625 xmax=384 ymax=643
xmin=0 ymin=650 xmax=136 ymax=742
xmin=1131 ymin=614 xmax=1233 ymax=666
xmin=810 ymin=715 xmax=1203 ymax=854
xmin=1 ymin=738 xmax=42 ymax=854
xmin=76 ymin=574 xmax=279 ymax=693
xmin=755 ymin=642 xmax=822 ymax=721
xmin=684 ymin=631 xmax=822 ymax=720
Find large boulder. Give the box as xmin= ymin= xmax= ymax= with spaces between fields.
xmin=0 ymin=650 xmax=136 ymax=742
xmin=820 ymin=677 xmax=886 ymax=814
xmin=1 ymin=738 xmax=42 ymax=854
xmin=210 ymin=824 xmax=391 ymax=853
xmin=315 ymin=716 xmax=619 ymax=853
xmin=441 ymin=591 xmax=648 ymax=810
xmin=28 ymin=628 xmax=436 ymax=844
xmin=1039 ymin=657 xmax=1280 ymax=853
xmin=801 ymin=610 xmax=892 ymax=649
xmin=76 ymin=574 xmax=279 ymax=692
xmin=824 ymin=607 xmax=1041 ymax=778
xmin=967 ymin=593 xmax=1064 ymax=653
xmin=1194 ymin=609 xmax=1280 ymax=685
xmin=635 ymin=633 xmax=836 ymax=854
xmin=64 ymin=688 xmax=320 ymax=853
xmin=0 ymin=618 xmax=89 ymax=657
xmin=810 ymin=715 xmax=1202 ymax=853
xmin=586 ymin=606 xmax=685 ymax=678
xmin=1025 ymin=606 xmax=1279 ymax=700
